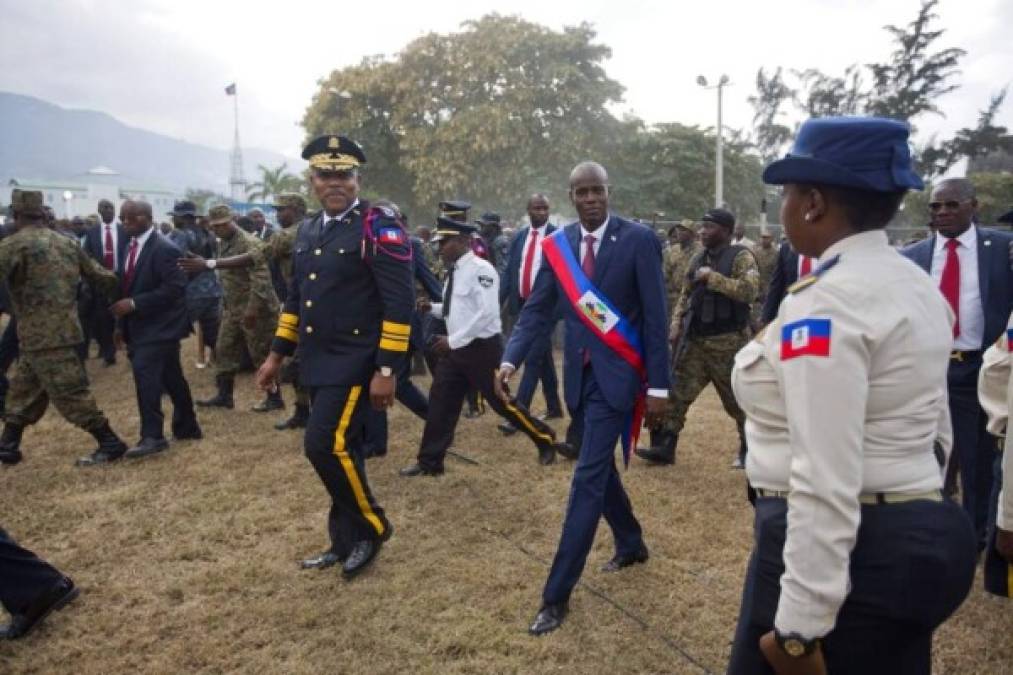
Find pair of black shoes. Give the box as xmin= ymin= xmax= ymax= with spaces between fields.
xmin=1 ymin=577 xmax=79 ymax=640
xmin=301 ymin=526 xmax=393 ymax=579
xmin=399 ymin=463 xmax=444 ymax=477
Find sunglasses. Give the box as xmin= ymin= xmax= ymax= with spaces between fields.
xmin=928 ymin=200 xmax=969 ymax=212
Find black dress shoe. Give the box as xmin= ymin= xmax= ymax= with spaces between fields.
xmin=601 ymin=544 xmax=649 ymax=572
xmin=539 ymin=410 xmax=564 ymax=421
xmin=172 ymin=426 xmax=203 ymax=441
xmin=553 ymin=443 xmax=579 ymax=460
xmin=124 ymin=438 xmax=169 ymax=459
xmin=75 ymin=448 xmax=125 ymax=467
xmin=342 ymin=539 xmax=382 ymax=579
xmin=497 ymin=422 xmax=518 ymax=436
xmin=399 ymin=463 xmax=444 ymax=477
xmin=463 ymin=408 xmax=483 ymax=419
xmin=528 ymin=602 xmax=568 ymax=636
xmin=538 ymin=445 xmax=556 ymax=466
xmin=0 ymin=448 xmax=23 ymax=465
xmin=1 ymin=577 xmax=79 ymax=640
xmin=300 ymin=551 xmax=344 ymax=570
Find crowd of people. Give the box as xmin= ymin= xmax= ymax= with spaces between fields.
xmin=0 ymin=117 xmax=1010 ymax=674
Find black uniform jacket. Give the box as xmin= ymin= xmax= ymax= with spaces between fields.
xmin=272 ymin=202 xmax=415 ymax=387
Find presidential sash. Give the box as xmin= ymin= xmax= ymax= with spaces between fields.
xmin=541 ymin=230 xmax=647 ymax=465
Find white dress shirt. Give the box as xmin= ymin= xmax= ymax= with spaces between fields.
xmin=517 ymin=224 xmax=549 ymax=296
xmin=102 ymin=220 xmax=120 ymax=269
xmin=977 ymin=312 xmax=1013 ymax=531
xmin=322 ymin=199 xmax=360 ymax=228
xmin=929 ymin=226 xmax=984 ymax=350
xmin=430 ymin=251 xmax=501 ymax=350
xmin=731 ymin=229 xmax=953 ymax=638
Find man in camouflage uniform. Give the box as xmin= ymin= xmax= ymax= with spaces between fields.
xmin=0 ymin=190 xmax=129 ymax=467
xmin=751 ymin=229 xmax=779 ymax=326
xmin=663 ymin=219 xmax=703 ymax=316
xmin=636 ymin=208 xmax=758 ymax=468
xmin=415 ymin=224 xmax=444 ymax=280
xmin=181 ymin=194 xmax=310 ymax=428
xmin=196 ymin=205 xmax=279 ymax=410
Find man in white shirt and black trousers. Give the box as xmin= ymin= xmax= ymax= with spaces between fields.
xmin=400 ymin=218 xmax=572 ymax=477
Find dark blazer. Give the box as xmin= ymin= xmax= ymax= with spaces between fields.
xmin=901 ymin=226 xmax=1013 ymax=349
xmin=503 ymin=215 xmax=670 ymax=412
xmin=500 ymin=223 xmax=558 ymax=315
xmin=117 ymin=231 xmax=190 ymax=346
xmin=84 ymin=221 xmax=128 ymax=268
xmin=410 ymin=237 xmax=443 ymax=352
xmin=761 ymin=244 xmax=800 ymax=325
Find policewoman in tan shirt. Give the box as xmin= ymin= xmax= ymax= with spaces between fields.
xmin=727 ymin=117 xmax=977 ymax=675
xmin=976 ymin=310 xmax=1013 ymax=597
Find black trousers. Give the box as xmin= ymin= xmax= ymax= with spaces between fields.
xmin=417 ymin=336 xmax=556 ymax=470
xmin=362 ymin=354 xmax=429 ymax=454
xmin=728 ymin=496 xmax=976 ymax=674
xmin=127 ymin=340 xmax=199 ymax=441
xmin=90 ymin=303 xmax=116 ymax=363
xmin=946 ymin=353 xmax=994 ymax=546
xmin=305 ymin=384 xmax=390 ymax=555
xmin=0 ymin=526 xmax=64 ymax=616
xmin=984 ymin=449 xmax=1011 ymax=597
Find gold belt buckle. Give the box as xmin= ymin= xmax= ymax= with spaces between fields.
xmin=950 ymin=350 xmax=963 ymax=363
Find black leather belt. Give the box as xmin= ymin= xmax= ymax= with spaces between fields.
xmin=950 ymin=349 xmax=982 ymax=363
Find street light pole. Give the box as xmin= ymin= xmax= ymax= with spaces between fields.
xmin=697 ymin=74 xmax=730 ymax=208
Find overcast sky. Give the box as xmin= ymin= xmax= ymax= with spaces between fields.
xmin=2 ymin=0 xmax=1010 ymax=163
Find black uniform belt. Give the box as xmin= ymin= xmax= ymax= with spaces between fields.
xmin=950 ymin=349 xmax=982 ymax=363
xmin=754 ymin=488 xmax=943 ymax=505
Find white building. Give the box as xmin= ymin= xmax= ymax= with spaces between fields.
xmin=7 ymin=166 xmax=180 ymax=219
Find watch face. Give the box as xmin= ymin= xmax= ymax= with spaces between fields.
xmin=784 ymin=639 xmax=806 ymax=657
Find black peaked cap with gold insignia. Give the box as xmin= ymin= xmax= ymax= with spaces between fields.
xmin=302 ymin=135 xmax=367 ymax=171
xmin=438 ymin=200 xmax=471 ymax=223
xmin=431 ymin=217 xmax=478 ymax=243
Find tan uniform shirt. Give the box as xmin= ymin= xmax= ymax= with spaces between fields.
xmin=978 ymin=313 xmax=1013 ymax=531
xmin=731 ymin=229 xmax=953 ymax=638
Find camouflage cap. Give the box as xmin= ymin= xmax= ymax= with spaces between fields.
xmin=675 ymin=218 xmax=696 ymax=231
xmin=274 ymin=193 xmax=306 ymax=210
xmin=207 ymin=204 xmax=234 ymax=226
xmin=10 ymin=189 xmax=45 ymax=216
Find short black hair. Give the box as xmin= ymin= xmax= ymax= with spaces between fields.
xmin=802 ymin=183 xmax=906 ymax=231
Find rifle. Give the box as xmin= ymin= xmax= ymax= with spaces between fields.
xmin=671 ymin=280 xmax=706 ymax=369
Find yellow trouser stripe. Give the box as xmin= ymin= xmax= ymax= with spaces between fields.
xmin=504 ymin=399 xmax=554 ymax=444
xmin=379 ymin=337 xmax=409 ymax=352
xmin=279 ymin=312 xmax=299 ymax=328
xmin=381 ymin=320 xmax=410 ymax=336
xmin=332 ymin=385 xmax=384 ymax=536
xmin=275 ymin=327 xmax=298 ymax=342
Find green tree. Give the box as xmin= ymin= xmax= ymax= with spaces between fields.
xmin=246 ymin=163 xmax=303 ymax=203
xmin=303 ymin=14 xmax=624 ymax=220
xmin=183 ymin=188 xmax=225 ymax=213
xmin=748 ymin=67 xmax=796 ymax=164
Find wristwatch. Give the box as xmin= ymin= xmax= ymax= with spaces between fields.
xmin=774 ymin=631 xmax=821 ymax=658
xmin=205 ymin=259 xmax=217 ymax=270
xmin=378 ymin=366 xmax=393 ymax=377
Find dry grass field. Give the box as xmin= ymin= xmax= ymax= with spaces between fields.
xmin=1 ymin=344 xmax=1011 ymax=674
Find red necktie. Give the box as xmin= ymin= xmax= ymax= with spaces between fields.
xmin=103 ymin=225 xmax=115 ymax=269
xmin=799 ymin=255 xmax=812 ymax=277
xmin=581 ymin=234 xmax=596 ymax=365
xmin=939 ymin=238 xmax=960 ymax=338
xmin=520 ymin=229 xmax=539 ymax=299
xmin=122 ymin=238 xmax=139 ymax=291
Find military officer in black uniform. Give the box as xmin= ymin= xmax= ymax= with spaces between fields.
xmin=256 ymin=135 xmax=414 ymax=579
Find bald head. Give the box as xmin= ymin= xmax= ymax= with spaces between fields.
xmin=527 ymin=193 xmax=550 ymax=229
xmin=933 ymin=178 xmax=976 ymax=201
xmin=568 ymin=161 xmax=610 ymax=230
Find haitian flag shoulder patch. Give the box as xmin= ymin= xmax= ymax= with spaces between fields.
xmin=377 ymin=226 xmax=407 ymax=245
xmin=781 ymin=318 xmax=831 ymax=360
xmin=1006 ymin=327 xmax=1013 ymax=352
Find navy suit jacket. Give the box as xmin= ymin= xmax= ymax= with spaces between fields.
xmin=84 ymin=222 xmax=128 ymax=268
xmin=761 ymin=244 xmax=800 ymax=324
xmin=503 ymin=215 xmax=670 ymax=413
xmin=117 ymin=231 xmax=191 ymax=346
xmin=500 ymin=223 xmax=558 ymax=316
xmin=901 ymin=226 xmax=1013 ymax=349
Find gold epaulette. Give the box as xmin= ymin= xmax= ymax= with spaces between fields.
xmin=788 ymin=276 xmax=818 ymax=294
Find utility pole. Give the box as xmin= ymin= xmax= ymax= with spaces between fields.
xmin=697 ymin=74 xmax=730 ymax=208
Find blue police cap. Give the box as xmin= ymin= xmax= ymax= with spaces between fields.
xmin=763 ymin=117 xmax=924 ymax=193
xmin=170 ymin=200 xmax=198 ymax=216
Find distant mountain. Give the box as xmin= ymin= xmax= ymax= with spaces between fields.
xmin=0 ymin=92 xmax=302 ymax=193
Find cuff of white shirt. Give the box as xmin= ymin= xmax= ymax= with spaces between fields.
xmin=447 ymin=334 xmax=464 ymax=351
xmin=429 ymin=303 xmax=443 ymax=319
xmin=774 ymin=595 xmax=836 ymax=640
xmin=647 ymin=388 xmax=668 ymax=398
